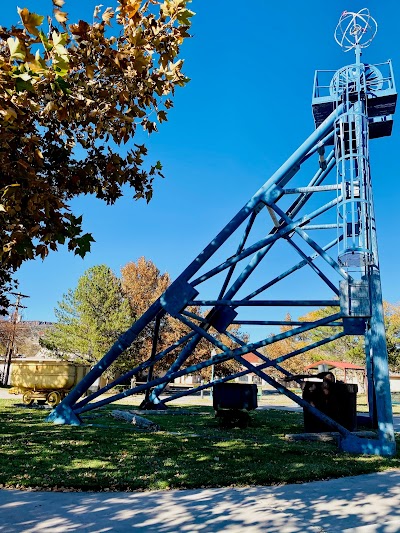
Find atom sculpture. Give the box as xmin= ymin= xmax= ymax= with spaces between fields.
xmin=334 ymin=8 xmax=377 ymax=52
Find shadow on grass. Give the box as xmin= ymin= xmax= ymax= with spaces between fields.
xmin=0 ymin=399 xmax=399 ymax=494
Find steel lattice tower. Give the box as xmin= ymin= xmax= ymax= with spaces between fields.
xmin=48 ymin=9 xmax=397 ymax=456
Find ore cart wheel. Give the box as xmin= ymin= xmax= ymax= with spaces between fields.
xmin=22 ymin=391 xmax=34 ymax=406
xmin=47 ymin=391 xmax=61 ymax=407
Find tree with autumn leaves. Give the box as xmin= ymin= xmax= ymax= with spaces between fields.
xmin=0 ymin=0 xmax=193 ymax=311
xmin=121 ymin=258 xmax=245 ymax=379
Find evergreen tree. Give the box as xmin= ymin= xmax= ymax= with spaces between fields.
xmin=42 ymin=265 xmax=133 ymax=377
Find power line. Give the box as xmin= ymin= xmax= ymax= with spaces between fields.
xmin=2 ymin=292 xmax=30 ymax=386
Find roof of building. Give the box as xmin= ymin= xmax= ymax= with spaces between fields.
xmin=242 ymin=353 xmax=263 ymax=364
xmin=305 ymin=360 xmax=365 ymax=371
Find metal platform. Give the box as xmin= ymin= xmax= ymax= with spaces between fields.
xmin=312 ymin=61 xmax=397 ymax=140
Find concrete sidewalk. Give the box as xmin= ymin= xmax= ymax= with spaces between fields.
xmin=1 ymin=470 xmax=400 ymax=532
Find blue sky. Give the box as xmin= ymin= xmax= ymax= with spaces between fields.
xmin=3 ymin=1 xmax=400 ymax=341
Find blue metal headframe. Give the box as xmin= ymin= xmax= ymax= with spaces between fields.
xmin=47 ymin=21 xmax=396 ymax=457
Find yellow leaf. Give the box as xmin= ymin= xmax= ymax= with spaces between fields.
xmin=28 ymin=50 xmax=46 ymax=73
xmin=16 ymin=71 xmax=31 ymax=81
xmin=121 ymin=0 xmax=141 ymax=19
xmin=3 ymin=243 xmax=14 ymax=253
xmin=53 ymin=55 xmax=69 ymax=77
xmin=93 ymin=5 xmax=103 ymax=19
xmin=52 ymin=0 xmax=65 ymax=6
xmin=54 ymin=9 xmax=68 ymax=24
xmin=102 ymin=7 xmax=115 ymax=26
xmin=43 ymin=101 xmax=58 ymax=114
xmin=7 ymin=37 xmax=26 ymax=61
xmin=1 ymin=108 xmax=17 ymax=122
xmin=54 ymin=43 xmax=69 ymax=59
xmin=52 ymin=30 xmax=68 ymax=47
xmin=17 ymin=8 xmax=44 ymax=37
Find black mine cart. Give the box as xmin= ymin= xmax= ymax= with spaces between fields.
xmin=301 ymin=374 xmax=358 ymax=432
xmin=213 ymin=383 xmax=258 ymax=428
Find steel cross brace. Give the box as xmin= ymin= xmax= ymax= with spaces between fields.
xmin=69 ymin=309 xmax=344 ymax=417
xmin=157 ymin=331 xmax=347 ymax=406
xmin=180 ymin=309 xmax=297 ymax=380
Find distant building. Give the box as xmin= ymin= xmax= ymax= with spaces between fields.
xmin=305 ymin=360 xmax=366 ymax=392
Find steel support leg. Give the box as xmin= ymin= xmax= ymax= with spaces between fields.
xmin=340 ymin=270 xmax=396 ymax=456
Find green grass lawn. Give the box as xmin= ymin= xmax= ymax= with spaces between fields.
xmin=1 ymin=399 xmax=400 ymax=491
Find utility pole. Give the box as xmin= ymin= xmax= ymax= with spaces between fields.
xmin=2 ymin=292 xmax=29 ymax=386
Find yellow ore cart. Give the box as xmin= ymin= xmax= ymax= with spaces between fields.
xmin=9 ymin=360 xmax=90 ymax=407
